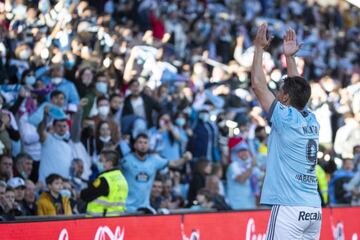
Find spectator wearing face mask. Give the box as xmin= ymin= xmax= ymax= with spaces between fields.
xmin=70 ymin=158 xmax=88 ymax=195
xmin=226 ymin=143 xmax=257 ymax=210
xmin=83 ymin=72 xmax=109 ymax=119
xmin=36 ymin=174 xmax=72 ymax=216
xmin=91 ymin=96 xmax=121 ymax=143
xmin=94 ymin=121 xmax=124 ymax=160
xmin=188 ymin=109 xmax=220 ymax=162
xmin=122 ymin=79 xmax=162 ymax=127
xmin=47 ymin=64 xmax=80 ymax=106
xmin=174 ymin=112 xmax=192 ymax=155
xmin=38 ymin=97 xmax=92 ymax=185
xmin=37 ymin=107 xmax=73 ymax=184
xmin=149 ymin=112 xmax=182 ymax=161
xmin=81 ymin=150 xmax=128 ymax=217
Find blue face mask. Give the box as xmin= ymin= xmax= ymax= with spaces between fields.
xmin=175 ymin=118 xmax=186 ymax=127
xmin=59 ymin=189 xmax=72 ymax=198
xmin=96 ymin=161 xmax=104 ymax=172
xmin=25 ymin=76 xmax=36 ymax=85
xmin=96 ymin=82 xmax=108 ymax=95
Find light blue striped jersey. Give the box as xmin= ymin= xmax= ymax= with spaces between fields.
xmin=260 ymin=100 xmax=321 ymax=207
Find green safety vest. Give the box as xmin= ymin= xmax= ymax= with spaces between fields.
xmin=86 ymin=169 xmax=128 ymax=217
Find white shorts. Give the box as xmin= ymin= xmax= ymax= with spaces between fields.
xmin=265 ymin=205 xmax=322 ymax=240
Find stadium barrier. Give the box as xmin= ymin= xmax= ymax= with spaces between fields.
xmin=1 ymin=207 xmax=359 ymax=240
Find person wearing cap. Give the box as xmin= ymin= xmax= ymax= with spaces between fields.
xmin=7 ymin=177 xmax=28 ymax=216
xmin=226 ymin=142 xmax=257 ymax=210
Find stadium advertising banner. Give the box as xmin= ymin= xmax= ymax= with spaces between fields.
xmin=1 ymin=207 xmax=359 ymax=240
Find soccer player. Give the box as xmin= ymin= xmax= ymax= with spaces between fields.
xmin=251 ymin=23 xmax=322 ymax=239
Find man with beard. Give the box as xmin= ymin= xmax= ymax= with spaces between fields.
xmin=120 ymin=133 xmax=192 ymax=212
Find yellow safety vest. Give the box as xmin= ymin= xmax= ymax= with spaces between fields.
xmin=316 ymin=164 xmax=329 ymax=204
xmin=86 ymin=169 xmax=128 ymax=217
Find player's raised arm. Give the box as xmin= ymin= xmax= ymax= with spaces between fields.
xmin=283 ymin=28 xmax=301 ymax=77
xmin=251 ymin=23 xmax=275 ymax=113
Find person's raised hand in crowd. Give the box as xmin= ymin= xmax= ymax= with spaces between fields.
xmin=44 ymin=106 xmax=50 ymax=117
xmin=183 ymin=151 xmax=193 ymax=162
xmin=19 ymin=86 xmax=28 ymax=98
xmin=254 ymin=23 xmax=273 ymax=49
xmin=283 ymin=28 xmax=302 ymax=57
xmin=1 ymin=112 xmax=10 ymax=129
xmin=79 ymin=98 xmax=89 ymax=109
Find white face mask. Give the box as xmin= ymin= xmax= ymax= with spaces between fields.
xmin=54 ymin=131 xmax=70 ymax=141
xmin=59 ymin=189 xmax=71 ymax=198
xmin=19 ymin=49 xmax=31 ymax=60
xmin=52 ymin=77 xmax=63 ymax=85
xmin=99 ymin=135 xmax=111 ymax=143
xmin=25 ymin=76 xmax=36 ymax=85
xmin=98 ymin=106 xmax=110 ymax=116
xmin=96 ymin=82 xmax=108 ymax=94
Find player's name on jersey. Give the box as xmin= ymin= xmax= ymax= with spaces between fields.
xmin=302 ymin=125 xmax=319 ymax=135
xmin=295 ymin=174 xmax=317 ymax=184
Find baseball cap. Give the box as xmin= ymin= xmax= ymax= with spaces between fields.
xmin=7 ymin=177 xmax=26 ymax=189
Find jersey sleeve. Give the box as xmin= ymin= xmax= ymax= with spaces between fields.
xmin=154 ymin=155 xmax=169 ymax=170
xmin=268 ymin=100 xmax=292 ymax=131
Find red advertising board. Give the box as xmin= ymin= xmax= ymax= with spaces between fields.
xmin=1 ymin=207 xmax=359 ymax=240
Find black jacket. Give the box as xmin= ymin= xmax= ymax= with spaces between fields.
xmin=122 ymin=94 xmax=162 ymax=127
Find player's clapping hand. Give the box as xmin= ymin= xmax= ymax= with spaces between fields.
xmin=283 ymin=28 xmax=302 ymax=57
xmin=254 ymin=23 xmax=273 ymax=49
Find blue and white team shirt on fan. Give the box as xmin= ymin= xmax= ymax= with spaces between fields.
xmin=120 ymin=153 xmax=168 ymax=212
xmin=260 ymin=100 xmax=321 ymax=208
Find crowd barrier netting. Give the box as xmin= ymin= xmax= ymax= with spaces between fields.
xmin=1 ymin=206 xmax=359 ymax=240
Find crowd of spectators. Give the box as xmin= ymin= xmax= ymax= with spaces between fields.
xmin=0 ymin=0 xmax=359 ymax=220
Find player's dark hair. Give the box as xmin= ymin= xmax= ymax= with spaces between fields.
xmin=282 ymin=76 xmax=311 ymax=110
xmin=134 ymin=133 xmax=148 ymax=142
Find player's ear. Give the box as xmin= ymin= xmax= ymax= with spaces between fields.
xmin=283 ymin=93 xmax=291 ymax=105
